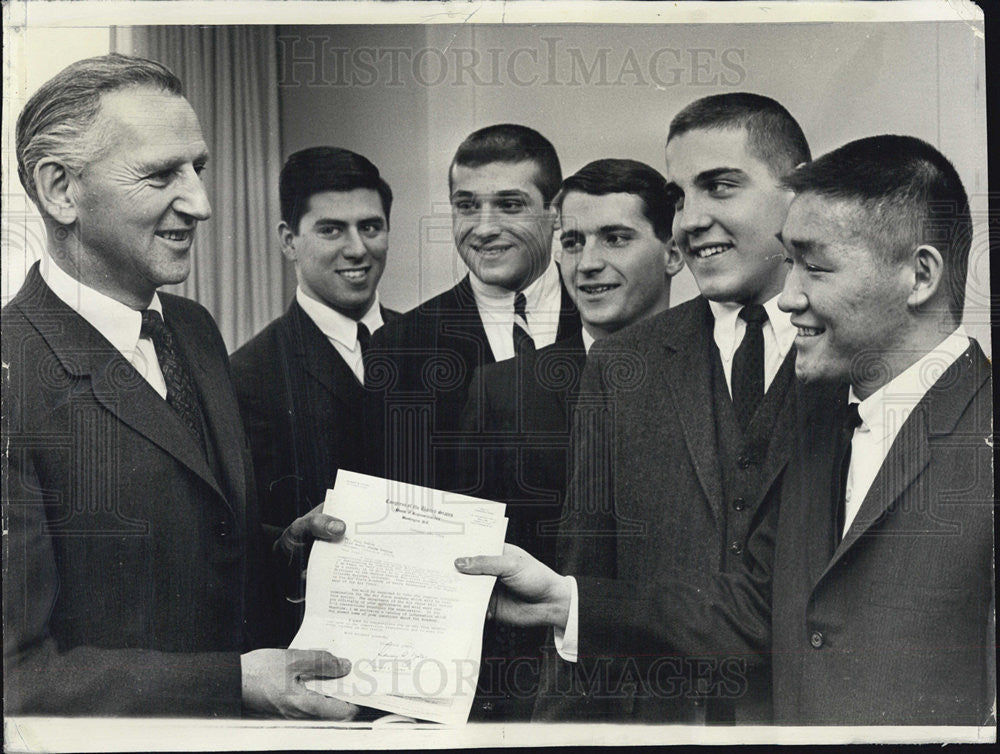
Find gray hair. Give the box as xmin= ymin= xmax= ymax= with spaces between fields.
xmin=16 ymin=53 xmax=183 ymax=206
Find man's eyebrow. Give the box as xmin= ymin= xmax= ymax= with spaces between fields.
xmin=310 ymin=218 xmax=348 ymax=227
xmin=694 ymin=167 xmax=747 ymax=186
xmin=559 ymin=229 xmax=584 ymax=242
xmin=598 ymin=224 xmax=635 ymax=235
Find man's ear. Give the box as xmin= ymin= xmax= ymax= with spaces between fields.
xmin=34 ymin=158 xmax=79 ymax=226
xmin=664 ymin=238 xmax=685 ymax=277
xmin=906 ymin=244 xmax=945 ymax=308
xmin=278 ymin=221 xmax=297 ymax=261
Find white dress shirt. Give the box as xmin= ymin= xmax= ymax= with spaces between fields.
xmin=842 ymin=327 xmax=970 ymax=537
xmin=555 ymin=295 xmax=796 ymax=662
xmin=40 ymin=255 xmax=167 ymax=399
xmin=468 ymin=260 xmax=563 ymax=362
xmin=295 ymin=287 xmax=384 ymax=385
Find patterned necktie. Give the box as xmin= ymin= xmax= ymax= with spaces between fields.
xmin=732 ymin=304 xmax=768 ymax=432
xmin=140 ymin=309 xmax=206 ymax=450
xmin=834 ymin=402 xmax=863 ymax=544
xmin=513 ymin=291 xmax=535 ymax=356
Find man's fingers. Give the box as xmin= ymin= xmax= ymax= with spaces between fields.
xmin=454 ymin=554 xmax=510 ymax=576
xmin=308 ymin=514 xmax=346 ymax=542
xmin=295 ymin=693 xmax=359 ymax=720
xmin=287 ymin=649 xmax=352 ymax=679
xmin=283 ymin=508 xmax=346 ymax=548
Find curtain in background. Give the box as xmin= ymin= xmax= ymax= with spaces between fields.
xmin=126 ymin=26 xmax=286 ymax=351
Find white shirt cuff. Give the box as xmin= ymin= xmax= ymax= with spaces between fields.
xmin=553 ymin=575 xmax=579 ymax=663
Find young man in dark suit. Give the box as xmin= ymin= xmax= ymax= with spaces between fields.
xmin=458 ymin=158 xmax=683 ymax=718
xmin=456 ymin=93 xmax=811 ymax=723
xmin=4 ymin=54 xmax=354 ymax=719
xmin=365 ymin=124 xmax=580 ymax=493
xmin=230 ymin=147 xmax=399 ymax=645
xmin=771 ymin=135 xmax=993 ymax=725
xmin=458 ymin=136 xmax=994 ymax=727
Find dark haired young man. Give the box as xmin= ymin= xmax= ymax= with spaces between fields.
xmin=366 ymin=124 xmax=580 ymax=492
xmin=459 ymin=158 xmax=683 ymax=719
xmin=230 ymin=147 xmax=399 ymax=644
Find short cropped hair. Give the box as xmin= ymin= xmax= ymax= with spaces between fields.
xmin=553 ymin=158 xmax=675 ymax=242
xmin=449 ymin=124 xmax=562 ymax=206
xmin=783 ymin=134 xmax=972 ymax=321
xmin=667 ymin=92 xmax=811 ymax=178
xmin=280 ymin=147 xmax=394 ymax=233
xmin=16 ymin=53 xmax=183 ymax=207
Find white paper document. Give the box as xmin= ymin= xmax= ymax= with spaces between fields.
xmin=290 ymin=471 xmax=508 ymax=725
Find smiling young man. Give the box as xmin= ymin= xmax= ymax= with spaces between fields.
xmin=770 ymin=135 xmax=993 ymax=725
xmin=365 ymin=124 xmax=580 ymax=492
xmin=458 ymin=158 xmax=682 ymax=719
xmin=4 ymin=55 xmax=355 ymax=719
xmin=455 ymin=93 xmax=811 ymax=723
xmin=230 ymin=147 xmax=399 ymax=644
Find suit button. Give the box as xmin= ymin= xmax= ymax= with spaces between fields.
xmin=728 ymin=541 xmax=742 ymax=555
xmin=810 ymin=631 xmax=824 ymax=649
xmin=732 ymin=497 xmax=746 ymax=512
xmin=214 ymin=519 xmax=232 ymax=539
xmin=737 ymin=454 xmax=752 ymax=469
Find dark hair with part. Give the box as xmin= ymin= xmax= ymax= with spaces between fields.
xmin=553 ymin=158 xmax=675 ymax=242
xmin=280 ymin=146 xmax=393 ymax=232
xmin=16 ymin=53 xmax=184 ymax=207
xmin=449 ymin=123 xmax=562 ymax=205
xmin=783 ymin=134 xmax=971 ymax=321
xmin=667 ymin=92 xmax=810 ymax=178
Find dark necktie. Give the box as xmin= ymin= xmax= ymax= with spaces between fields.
xmin=140 ymin=309 xmax=206 ymax=450
xmin=731 ymin=304 xmax=769 ymax=432
xmin=513 ymin=291 xmax=535 ymax=356
xmin=356 ymin=322 xmax=371 ymax=356
xmin=834 ymin=402 xmax=863 ymax=545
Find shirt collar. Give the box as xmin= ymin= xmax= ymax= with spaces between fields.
xmin=707 ymin=294 xmax=796 ymax=361
xmin=40 ymin=254 xmax=162 ymax=357
xmin=468 ymin=258 xmax=560 ymax=312
xmin=848 ymin=327 xmax=970 ymax=439
xmin=581 ymin=327 xmax=597 ymax=354
xmin=295 ymin=287 xmax=383 ymax=350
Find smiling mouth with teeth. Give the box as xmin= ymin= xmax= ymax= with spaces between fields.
xmin=578 ymin=284 xmax=620 ymax=294
xmin=337 ymin=268 xmax=369 ymax=280
xmin=157 ymin=230 xmax=191 ymax=242
xmin=797 ymin=326 xmax=824 ymax=337
xmin=691 ymin=244 xmax=732 ymax=259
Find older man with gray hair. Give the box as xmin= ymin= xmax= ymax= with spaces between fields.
xmin=3 ymin=53 xmax=353 ymax=718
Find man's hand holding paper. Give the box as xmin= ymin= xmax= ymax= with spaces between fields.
xmin=290 ymin=471 xmax=507 ymax=725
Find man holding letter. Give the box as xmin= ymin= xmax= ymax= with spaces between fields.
xmin=3 ymin=54 xmax=354 ymax=718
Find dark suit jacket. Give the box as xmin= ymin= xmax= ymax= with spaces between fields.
xmin=458 ymin=333 xmax=587 ymax=719
xmin=3 ymin=264 xmax=265 ymax=716
xmin=460 ymin=331 xmax=586 ymax=561
xmin=771 ymin=341 xmax=995 ymax=725
xmin=536 ymin=297 xmax=796 ymax=723
xmin=230 ymin=300 xmax=398 ymax=644
xmin=365 ymin=274 xmax=580 ymax=491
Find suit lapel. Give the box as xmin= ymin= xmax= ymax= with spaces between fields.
xmin=750 ymin=351 xmax=797 ymax=509
xmin=437 ymin=275 xmax=495 ymax=367
xmin=287 ymin=302 xmax=363 ymax=404
xmin=21 ymin=271 xmax=224 ymax=499
xmin=662 ymin=298 xmax=726 ymax=521
xmin=820 ymin=343 xmax=989 ymax=578
xmin=164 ymin=297 xmax=242 ymax=505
